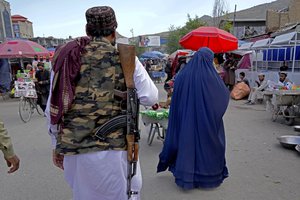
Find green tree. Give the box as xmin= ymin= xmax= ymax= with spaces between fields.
xmin=166 ymin=14 xmax=206 ymax=54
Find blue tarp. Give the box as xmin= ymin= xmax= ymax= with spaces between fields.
xmin=140 ymin=52 xmax=160 ymax=59
xmin=262 ymin=46 xmax=300 ymax=61
xmin=278 ymin=49 xmax=285 ymax=61
xmin=140 ymin=51 xmax=165 ymax=59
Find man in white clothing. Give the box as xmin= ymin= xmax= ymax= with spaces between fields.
xmin=45 ymin=6 xmax=158 ymax=200
xmin=246 ymin=73 xmax=268 ymax=105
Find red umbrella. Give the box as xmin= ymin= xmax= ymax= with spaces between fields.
xmin=0 ymin=39 xmax=49 ymax=58
xmin=179 ymin=26 xmax=238 ymax=53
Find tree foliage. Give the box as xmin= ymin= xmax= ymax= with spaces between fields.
xmin=166 ymin=14 xmax=206 ymax=54
xmin=220 ymin=13 xmax=233 ymax=33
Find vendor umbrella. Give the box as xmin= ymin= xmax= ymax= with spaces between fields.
xmin=179 ymin=26 xmax=238 ymax=53
xmin=150 ymin=51 xmax=165 ymax=58
xmin=140 ymin=51 xmax=160 ymax=59
xmin=0 ymin=39 xmax=49 ymax=58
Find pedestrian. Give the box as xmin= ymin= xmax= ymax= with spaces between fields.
xmin=223 ymin=53 xmax=237 ymax=91
xmin=213 ymin=53 xmax=225 ymax=79
xmin=246 ymin=73 xmax=268 ymax=105
xmin=175 ymin=56 xmax=186 ymax=74
xmin=278 ymin=71 xmax=293 ymax=89
xmin=46 ymin=6 xmax=158 ymax=200
xmin=0 ymin=119 xmax=20 ymax=173
xmin=157 ymin=47 xmax=229 ymax=189
xmin=145 ymin=59 xmax=151 ymax=73
xmin=32 ymin=55 xmax=39 ymax=70
xmin=35 ymin=62 xmax=50 ymax=112
xmin=238 ymin=72 xmax=250 ymax=87
xmin=279 ymin=61 xmax=288 ymax=71
xmin=164 ymin=58 xmax=172 ymax=82
xmin=43 ymin=56 xmax=52 ymax=71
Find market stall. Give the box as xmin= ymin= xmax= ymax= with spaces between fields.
xmin=140 ymin=108 xmax=169 ymax=145
xmin=264 ymin=88 xmax=300 ymax=125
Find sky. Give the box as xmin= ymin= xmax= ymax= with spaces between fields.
xmin=8 ymin=0 xmax=273 ymax=39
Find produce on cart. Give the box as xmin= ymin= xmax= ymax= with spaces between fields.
xmin=140 ymin=108 xmax=169 ymax=145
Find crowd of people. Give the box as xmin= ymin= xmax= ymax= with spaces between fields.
xmin=2 ymin=4 xmax=298 ymax=200
xmin=233 ymin=70 xmax=294 ymax=104
xmin=0 ymin=6 xmax=231 ymax=200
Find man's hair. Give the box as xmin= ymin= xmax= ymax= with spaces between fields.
xmin=86 ymin=24 xmax=115 ymax=37
xmin=239 ymin=72 xmax=245 ymax=77
xmin=37 ymin=62 xmax=44 ymax=67
xmin=214 ymin=54 xmax=224 ymax=64
xmin=280 ymin=72 xmax=287 ymax=77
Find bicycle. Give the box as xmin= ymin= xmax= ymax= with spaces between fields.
xmin=18 ymin=96 xmax=43 ymax=123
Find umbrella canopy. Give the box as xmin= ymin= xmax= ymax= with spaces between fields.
xmin=179 ymin=26 xmax=238 ymax=53
xmin=140 ymin=51 xmax=160 ymax=59
xmin=150 ymin=51 xmax=165 ymax=58
xmin=0 ymin=39 xmax=49 ymax=58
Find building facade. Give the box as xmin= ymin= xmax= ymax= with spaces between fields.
xmin=266 ymin=0 xmax=300 ymax=32
xmin=11 ymin=15 xmax=33 ymax=39
xmin=30 ymin=36 xmax=66 ymax=49
xmin=0 ymin=0 xmax=13 ymax=42
xmin=219 ymin=18 xmax=266 ymax=39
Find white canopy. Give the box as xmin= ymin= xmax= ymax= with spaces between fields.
xmin=231 ymin=50 xmax=253 ymax=56
xmin=252 ymin=38 xmax=273 ymax=49
xmin=271 ymin=32 xmax=297 ymax=45
xmin=238 ymin=42 xmax=253 ymax=50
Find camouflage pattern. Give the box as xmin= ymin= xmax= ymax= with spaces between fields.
xmin=56 ymin=37 xmax=127 ymax=155
xmin=0 ymin=120 xmax=15 ymax=158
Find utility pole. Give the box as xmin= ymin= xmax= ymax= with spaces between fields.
xmin=233 ymin=4 xmax=237 ymax=36
xmin=130 ymin=28 xmax=134 ymax=45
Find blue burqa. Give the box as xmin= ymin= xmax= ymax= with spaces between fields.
xmin=157 ymin=47 xmax=230 ymax=189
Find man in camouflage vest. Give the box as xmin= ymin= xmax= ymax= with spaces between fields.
xmin=46 ymin=6 xmax=158 ymax=200
xmin=0 ymin=119 xmax=20 ymax=173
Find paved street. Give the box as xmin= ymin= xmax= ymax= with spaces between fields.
xmin=1 ymin=83 xmax=300 ymax=200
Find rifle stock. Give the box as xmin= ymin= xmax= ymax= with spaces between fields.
xmin=117 ymin=43 xmax=135 ymax=89
xmin=118 ymin=43 xmax=140 ymax=199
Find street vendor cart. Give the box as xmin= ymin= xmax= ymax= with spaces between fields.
xmin=140 ymin=109 xmax=169 ymax=145
xmin=264 ymin=90 xmax=300 ymax=125
xmin=14 ymin=72 xmax=43 ymax=122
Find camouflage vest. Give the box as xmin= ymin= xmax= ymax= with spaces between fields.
xmin=56 ymin=37 xmax=127 ymax=155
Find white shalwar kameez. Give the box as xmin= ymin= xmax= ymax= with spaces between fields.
xmin=45 ymin=57 xmax=158 ymax=200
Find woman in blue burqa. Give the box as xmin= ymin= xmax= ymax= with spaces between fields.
xmin=157 ymin=47 xmax=230 ymax=189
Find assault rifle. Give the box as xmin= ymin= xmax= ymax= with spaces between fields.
xmin=95 ymin=43 xmax=139 ymax=199
xmin=118 ymin=43 xmax=140 ymax=199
